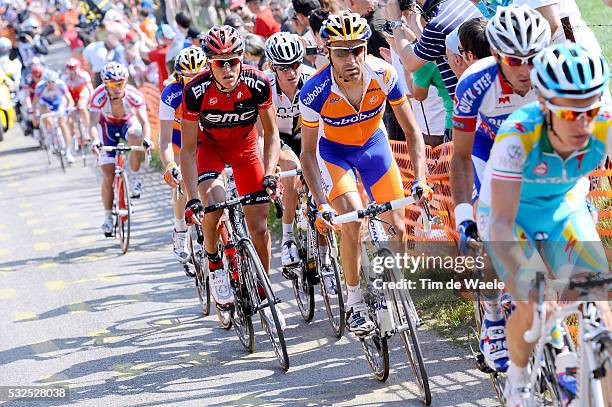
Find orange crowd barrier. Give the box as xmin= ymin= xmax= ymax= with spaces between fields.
xmin=390 ymin=141 xmax=612 ymax=244
xmin=140 ymin=83 xmax=161 ymax=140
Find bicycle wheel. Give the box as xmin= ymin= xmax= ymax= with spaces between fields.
xmin=232 ymin=247 xmax=255 ymax=353
xmin=319 ymin=231 xmax=345 ymax=338
xmin=79 ymin=120 xmax=88 ymax=167
xmin=359 ymin=264 xmax=389 ymax=382
xmin=384 ymin=250 xmax=431 ymax=405
xmin=116 ymin=172 xmax=131 ymax=254
xmin=54 ymin=129 xmax=65 ymax=173
xmin=243 ymin=240 xmax=289 ymax=371
xmin=292 ymin=222 xmax=314 ymax=322
xmin=188 ymin=226 xmax=210 ymax=316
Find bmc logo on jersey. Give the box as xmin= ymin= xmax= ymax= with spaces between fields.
xmin=533 ymin=162 xmax=548 ymax=176
xmin=203 ymin=110 xmax=256 ymax=124
xmin=498 ymin=96 xmax=510 ymax=104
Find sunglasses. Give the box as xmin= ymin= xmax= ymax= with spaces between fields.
xmin=273 ymin=61 xmax=300 ymax=72
xmin=208 ymin=56 xmax=242 ymax=68
xmin=498 ymin=52 xmax=536 ymax=67
xmin=104 ymin=80 xmax=126 ymax=88
xmin=329 ymin=44 xmax=366 ymax=58
xmin=546 ymin=100 xmax=602 ymax=122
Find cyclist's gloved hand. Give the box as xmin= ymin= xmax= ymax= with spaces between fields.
xmin=163 ymin=162 xmax=181 ymax=188
xmin=143 ymin=137 xmax=154 ymax=151
xmin=91 ymin=139 xmax=102 ymax=154
xmin=262 ymin=174 xmax=282 ymax=199
xmin=411 ymin=179 xmax=433 ymax=202
xmin=185 ymin=198 xmax=203 ymax=225
xmin=457 ymin=220 xmax=479 ymax=255
xmin=315 ymin=203 xmax=336 ymax=234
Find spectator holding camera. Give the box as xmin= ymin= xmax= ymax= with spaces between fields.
xmin=386 ymin=0 xmax=482 ymax=98
xmin=348 ymin=0 xmax=388 ymax=59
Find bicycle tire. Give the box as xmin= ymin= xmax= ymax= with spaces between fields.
xmin=292 ymin=222 xmax=314 ymax=322
xmin=54 ymin=129 xmax=66 ymax=173
xmin=319 ymin=231 xmax=345 ymax=338
xmin=189 ymin=226 xmax=210 ymax=316
xmin=359 ymin=264 xmax=389 ymax=382
xmin=385 ymin=253 xmax=431 ymax=405
xmin=232 ymin=244 xmax=255 ymax=353
xmin=243 ymin=240 xmax=289 ymax=371
xmin=117 ymin=172 xmax=131 ymax=254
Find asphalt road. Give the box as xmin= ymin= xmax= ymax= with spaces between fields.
xmin=0 ymin=42 xmax=499 ymax=407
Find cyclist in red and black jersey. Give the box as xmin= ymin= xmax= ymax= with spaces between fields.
xmin=181 ymin=25 xmax=281 ymax=313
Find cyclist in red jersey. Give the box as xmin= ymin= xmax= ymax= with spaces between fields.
xmin=181 ymin=26 xmax=281 ymax=313
xmin=62 ymin=58 xmax=94 ymax=145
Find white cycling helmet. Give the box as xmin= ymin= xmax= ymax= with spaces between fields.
xmin=43 ymin=70 xmax=60 ymax=83
xmin=486 ymin=4 xmax=550 ymax=56
xmin=101 ymin=61 xmax=129 ymax=82
xmin=23 ymin=18 xmax=40 ymax=31
xmin=531 ymin=43 xmax=610 ymax=100
xmin=265 ymin=32 xmax=304 ymax=65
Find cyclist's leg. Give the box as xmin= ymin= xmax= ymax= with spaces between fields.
xmin=229 ymin=137 xmax=270 ymax=273
xmin=278 ymin=143 xmax=300 ymax=266
xmin=354 ymin=129 xmax=406 ymax=240
xmin=57 ymin=106 xmax=73 ymax=159
xmin=98 ymin=121 xmax=120 ymax=232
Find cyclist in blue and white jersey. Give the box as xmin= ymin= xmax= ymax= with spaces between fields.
xmin=478 ymin=42 xmax=612 ymax=407
xmin=450 ymin=4 xmax=551 ymax=373
xmin=32 ymin=70 xmax=75 ymax=163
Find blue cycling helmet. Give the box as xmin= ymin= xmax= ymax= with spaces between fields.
xmin=531 ymin=43 xmax=610 ymax=100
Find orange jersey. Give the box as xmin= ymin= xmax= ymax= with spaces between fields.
xmin=299 ymin=55 xmax=407 ymax=146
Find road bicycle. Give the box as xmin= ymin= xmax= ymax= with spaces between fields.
xmin=335 ymin=196 xmax=432 ymax=405
xmin=202 ymin=167 xmax=289 ymax=371
xmin=39 ymin=111 xmax=68 ymax=172
xmin=279 ymin=168 xmax=346 ymax=338
xmin=521 ymin=235 xmax=612 ymax=407
xmin=186 ymin=220 xmax=211 ymax=318
xmin=100 ymin=143 xmax=145 ymax=254
xmin=69 ymin=107 xmax=90 ymax=167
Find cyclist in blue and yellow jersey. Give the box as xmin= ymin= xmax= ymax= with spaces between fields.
xmin=478 ymin=43 xmax=612 ymax=406
xmin=299 ymin=12 xmax=431 ymax=335
xmin=159 ymin=46 xmax=207 ymax=267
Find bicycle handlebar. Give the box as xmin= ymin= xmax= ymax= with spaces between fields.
xmin=279 ymin=168 xmax=302 ymax=178
xmin=101 ymin=145 xmax=146 ymax=152
xmin=335 ymin=196 xmax=416 ymax=224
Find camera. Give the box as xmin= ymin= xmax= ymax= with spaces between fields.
xmin=305 ymin=46 xmax=323 ymax=56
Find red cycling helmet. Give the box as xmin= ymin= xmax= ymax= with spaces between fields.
xmin=202 ymin=25 xmax=244 ymax=57
xmin=66 ymin=58 xmax=80 ymax=70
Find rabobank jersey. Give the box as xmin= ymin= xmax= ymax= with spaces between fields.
xmin=159 ymin=79 xmax=184 ymax=147
xmin=265 ymin=65 xmax=315 ymax=136
xmin=299 ymin=56 xmax=407 ymax=146
xmin=479 ymin=102 xmax=612 ymax=208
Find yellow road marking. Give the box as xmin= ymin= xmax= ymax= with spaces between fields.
xmin=33 ymin=228 xmax=49 ymax=235
xmin=45 ymin=280 xmax=66 ymax=291
xmin=98 ymin=273 xmax=119 ymax=282
xmin=74 ymin=235 xmax=96 ymax=244
xmin=8 ymin=181 xmax=18 ymax=188
xmin=33 ymin=242 xmax=52 ymax=251
xmin=0 ymin=248 xmax=8 ymax=256
xmin=17 ymin=187 xmax=29 ymax=193
xmin=30 ymin=340 xmax=60 ymax=355
xmin=67 ymin=302 xmax=91 ymax=314
xmin=14 ymin=311 xmax=37 ymax=322
xmin=0 ymin=224 xmax=5 ymax=229
xmin=0 ymin=288 xmax=16 ymax=299
xmin=0 ymin=233 xmax=8 ymax=241
xmin=63 ymin=213 xmax=79 ymax=219
xmin=19 ymin=202 xmax=33 ymax=209
xmin=0 ymin=267 xmax=11 ymax=276
xmin=89 ymin=328 xmax=123 ymax=345
xmin=26 ymin=219 xmax=41 ymax=225
xmin=18 ymin=211 xmax=35 ymax=217
xmin=38 ymin=261 xmax=58 ymax=269
xmin=74 ymin=222 xmax=91 ymax=228
xmin=38 ymin=373 xmax=72 ymax=387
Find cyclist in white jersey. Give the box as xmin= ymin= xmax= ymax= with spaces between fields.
xmin=450 ymin=5 xmax=551 ymax=372
xmin=32 ymin=70 xmax=75 ymax=163
xmin=89 ymin=62 xmax=153 ymax=235
xmin=263 ymin=32 xmax=317 ymax=269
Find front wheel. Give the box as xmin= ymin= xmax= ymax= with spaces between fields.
xmin=292 ymin=225 xmax=314 ymax=322
xmin=243 ymin=240 xmax=289 ymax=371
xmin=189 ymin=226 xmax=210 ymax=316
xmin=116 ymin=172 xmax=131 ymax=254
xmin=320 ymin=231 xmax=345 ymax=338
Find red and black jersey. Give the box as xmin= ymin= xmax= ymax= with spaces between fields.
xmin=182 ymin=65 xmax=273 ymax=143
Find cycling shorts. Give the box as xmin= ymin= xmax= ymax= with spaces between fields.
xmin=317 ymin=128 xmax=404 ymax=202
xmin=196 ymin=133 xmax=264 ymax=197
xmin=477 ymin=196 xmax=607 ymax=282
xmin=280 ymin=132 xmax=301 ymax=156
xmin=69 ymin=87 xmax=91 ymax=109
xmin=98 ymin=116 xmax=143 ymax=166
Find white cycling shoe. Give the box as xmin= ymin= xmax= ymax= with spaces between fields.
xmin=209 ymin=264 xmax=234 ymax=309
xmin=480 ymin=316 xmax=509 ymax=372
xmin=101 ymin=217 xmax=113 ymax=236
xmin=172 ymin=230 xmax=189 ymax=264
xmin=346 ymin=301 xmax=375 ymax=336
xmin=504 ymin=380 xmax=533 ymax=407
xmin=281 ymin=240 xmax=299 ymax=267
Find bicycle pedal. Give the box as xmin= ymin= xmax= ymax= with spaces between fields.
xmin=104 ymin=232 xmax=113 ymax=238
xmin=281 ymin=268 xmax=298 ymax=280
xmin=184 ymin=265 xmax=195 ymax=278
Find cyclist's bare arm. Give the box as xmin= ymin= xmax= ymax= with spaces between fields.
xmin=180 ymin=118 xmax=199 ymax=201
xmin=488 ymin=179 xmax=525 ymax=293
xmin=259 ymin=105 xmax=281 ymax=177
xmin=391 ymin=99 xmax=426 ymax=181
xmin=300 ymin=124 xmax=327 ymax=207
xmin=63 ymin=90 xmax=74 ymax=108
xmin=535 ymin=4 xmax=560 ymax=40
xmin=135 ymin=106 xmax=151 ymax=141
xmin=450 ymin=129 xmax=476 ymax=206
xmin=158 ymin=119 xmax=174 ymax=167
xmin=89 ymin=111 xmax=100 ymax=142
